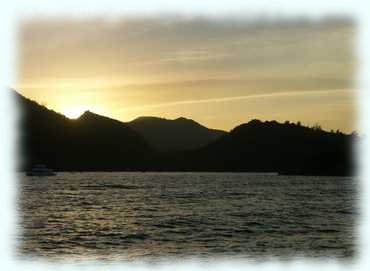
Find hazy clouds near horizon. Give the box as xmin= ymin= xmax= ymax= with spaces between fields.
xmin=17 ymin=17 xmax=354 ymax=132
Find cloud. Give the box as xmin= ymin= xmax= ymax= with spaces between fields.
xmin=19 ymin=17 xmax=353 ymax=84
xmin=119 ymin=89 xmax=348 ymax=112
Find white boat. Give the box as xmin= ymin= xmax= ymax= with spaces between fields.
xmin=26 ymin=164 xmax=56 ymax=176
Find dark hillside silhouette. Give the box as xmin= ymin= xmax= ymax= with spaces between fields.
xmin=16 ymin=90 xmax=152 ymax=171
xmin=154 ymin=119 xmax=354 ymax=175
xmin=15 ymin=89 xmax=355 ymax=175
xmin=127 ymin=116 xmax=225 ymax=151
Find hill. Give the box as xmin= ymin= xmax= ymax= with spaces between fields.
xmin=127 ymin=116 xmax=225 ymax=151
xmin=15 ymin=90 xmax=152 ymax=171
xmin=15 ymin=89 xmax=355 ymax=175
xmin=156 ymin=119 xmax=354 ymax=175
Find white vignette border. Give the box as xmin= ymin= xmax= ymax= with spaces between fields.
xmin=0 ymin=1 xmax=369 ymax=270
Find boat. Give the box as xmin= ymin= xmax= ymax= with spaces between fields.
xmin=26 ymin=164 xmax=56 ymax=176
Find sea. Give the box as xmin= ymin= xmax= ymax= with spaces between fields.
xmin=17 ymin=172 xmax=357 ymax=261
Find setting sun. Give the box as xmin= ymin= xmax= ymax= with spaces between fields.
xmin=62 ymin=105 xmax=93 ymax=119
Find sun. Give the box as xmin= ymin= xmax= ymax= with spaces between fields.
xmin=62 ymin=105 xmax=92 ymax=119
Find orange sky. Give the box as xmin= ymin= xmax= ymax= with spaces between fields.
xmin=15 ymin=17 xmax=355 ymax=132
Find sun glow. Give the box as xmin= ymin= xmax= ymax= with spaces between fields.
xmin=62 ymin=105 xmax=95 ymax=119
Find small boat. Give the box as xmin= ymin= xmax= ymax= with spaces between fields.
xmin=26 ymin=164 xmax=56 ymax=176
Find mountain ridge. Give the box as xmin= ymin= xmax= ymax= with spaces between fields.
xmin=16 ymin=90 xmax=152 ymax=171
xmin=127 ymin=115 xmax=226 ymax=152
xmin=14 ymin=89 xmax=355 ymax=175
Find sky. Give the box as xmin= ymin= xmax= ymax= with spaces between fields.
xmin=15 ymin=16 xmax=354 ymax=132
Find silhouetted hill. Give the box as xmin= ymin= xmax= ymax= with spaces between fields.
xmin=15 ymin=89 xmax=355 ymax=175
xmin=156 ymin=119 xmax=354 ymax=175
xmin=127 ymin=116 xmax=225 ymax=151
xmin=15 ymin=90 xmax=152 ymax=171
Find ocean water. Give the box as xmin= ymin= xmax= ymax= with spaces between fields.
xmin=17 ymin=172 xmax=356 ymax=261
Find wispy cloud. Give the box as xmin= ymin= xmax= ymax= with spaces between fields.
xmin=20 ymin=17 xmax=353 ymax=83
xmin=120 ymin=89 xmax=348 ymax=112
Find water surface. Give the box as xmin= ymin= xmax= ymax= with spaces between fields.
xmin=18 ymin=172 xmax=356 ymax=261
